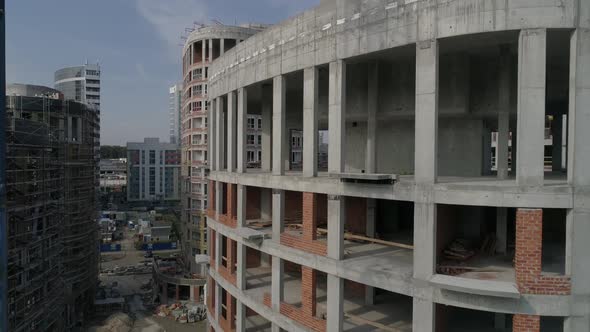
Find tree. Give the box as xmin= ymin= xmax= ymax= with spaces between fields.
xmin=101 ymin=145 xmax=126 ymax=159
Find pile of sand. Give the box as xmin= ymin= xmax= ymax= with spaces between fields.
xmin=88 ymin=313 xmax=133 ymax=332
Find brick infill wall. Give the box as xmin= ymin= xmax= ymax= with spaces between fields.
xmin=515 ymin=209 xmax=571 ymax=295
xmin=513 ymin=314 xmax=540 ymax=332
xmin=280 ymin=192 xmax=327 ymax=256
xmin=280 ymin=233 xmax=327 ymax=256
xmin=263 ymin=293 xmax=326 ymax=332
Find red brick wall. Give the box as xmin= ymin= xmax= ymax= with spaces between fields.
xmin=513 ymin=314 xmax=540 ymax=332
xmin=219 ymin=290 xmax=236 ymax=332
xmin=246 ymin=186 xmax=261 ymax=220
xmin=280 ymin=233 xmax=327 ymax=256
xmin=515 ymin=209 xmax=571 ymax=295
xmin=218 ymin=237 xmax=237 ymax=285
xmin=345 ymin=280 xmax=366 ymax=298
xmin=346 ymin=197 xmax=367 ymax=234
xmin=263 ymin=292 xmax=326 ymax=332
xmin=303 ymin=192 xmax=318 ymax=241
xmin=301 ymin=267 xmax=317 ymax=317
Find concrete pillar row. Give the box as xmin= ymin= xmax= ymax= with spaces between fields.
xmin=415 ymin=39 xmax=439 ymax=184
xmin=303 ymin=66 xmax=319 ymax=177
xmin=328 ymin=60 xmax=346 ymax=174
xmin=516 ymin=29 xmax=547 ymax=187
xmin=272 ymin=76 xmax=286 ymax=175
xmin=237 ymin=87 xmax=248 ymax=173
xmin=227 ymin=91 xmax=236 ymax=173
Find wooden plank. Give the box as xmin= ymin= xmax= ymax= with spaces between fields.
xmin=344 ymin=312 xmax=406 ymax=332
xmin=317 ymin=228 xmax=414 ymax=250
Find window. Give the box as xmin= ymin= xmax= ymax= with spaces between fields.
xmin=141 ymin=150 xmax=145 ymax=164
xmin=292 ymin=136 xmax=302 ymax=148
xmin=86 ymin=70 xmax=100 ymax=76
xmin=149 ymin=168 xmax=156 ymax=196
xmin=258 ymin=151 xmax=262 ymax=161
xmin=247 ymin=118 xmax=255 ymax=129
xmin=257 ymin=118 xmax=262 ymax=130
xmin=247 ymin=135 xmax=255 ymax=145
xmin=257 ymin=135 xmax=262 ymax=145
xmin=149 ymin=150 xmax=156 ymax=165
xmin=291 ymin=151 xmax=302 ymax=164
xmin=247 ymin=151 xmax=255 ymax=162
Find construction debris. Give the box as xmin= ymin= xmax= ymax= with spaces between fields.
xmin=154 ymin=303 xmax=207 ymax=323
xmin=442 ymin=239 xmax=475 ymax=261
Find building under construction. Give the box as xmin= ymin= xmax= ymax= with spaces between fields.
xmin=5 ymin=84 xmax=100 ymax=331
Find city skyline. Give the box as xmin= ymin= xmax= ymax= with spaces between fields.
xmin=5 ymin=0 xmax=318 ymax=145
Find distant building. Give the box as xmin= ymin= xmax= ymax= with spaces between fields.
xmin=54 ymin=62 xmax=101 ymax=110
xmin=126 ymin=138 xmax=181 ymax=202
xmin=169 ymin=83 xmax=183 ymax=145
xmin=99 ymin=158 xmax=127 ymax=193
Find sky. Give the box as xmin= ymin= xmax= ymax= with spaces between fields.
xmin=6 ymin=0 xmax=319 ymax=146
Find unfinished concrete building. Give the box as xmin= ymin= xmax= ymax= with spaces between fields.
xmin=180 ymin=24 xmax=267 ymax=273
xmin=204 ymin=0 xmax=590 ymax=331
xmin=5 ymin=84 xmax=100 ymax=331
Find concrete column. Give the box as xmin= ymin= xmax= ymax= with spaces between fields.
xmin=496 ymin=207 xmax=508 ymax=254
xmin=568 ymin=28 xmax=590 ymax=186
xmin=237 ymin=184 xmax=246 ymax=227
xmin=215 ymin=97 xmax=225 ymax=171
xmin=413 ymin=203 xmax=436 ymax=280
xmin=365 ymin=198 xmax=376 ymax=305
xmin=328 ymin=60 xmax=346 ymax=173
xmin=220 ymin=38 xmax=225 ymax=56
xmin=227 ymin=91 xmax=236 ymax=173
xmin=261 ymin=84 xmax=273 ymax=172
xmin=326 ymin=274 xmax=343 ymax=332
xmin=209 ymin=99 xmax=217 ymax=170
xmin=415 ymin=40 xmax=439 ymax=184
xmin=209 ymin=39 xmax=213 ymax=62
xmin=272 ymin=76 xmax=286 ymax=175
xmin=202 ymin=40 xmax=206 ymax=63
xmin=215 ymin=283 xmax=222 ymax=322
xmin=237 ymin=242 xmax=246 ymax=289
xmin=271 ymin=255 xmax=284 ymax=310
xmin=215 ymin=230 xmax=222 ymax=270
xmin=551 ymin=114 xmax=563 ymax=172
xmin=303 ymin=66 xmax=319 ymax=177
xmin=236 ymin=300 xmax=245 ymax=332
xmin=516 ymin=29 xmax=547 ymax=187
xmin=366 ymin=61 xmax=378 ymax=173
xmin=237 ymin=88 xmax=247 ymax=173
xmin=215 ymin=182 xmax=223 ymax=217
xmin=327 ymin=195 xmax=345 ymax=260
xmin=272 ymin=189 xmax=284 ymax=240
xmin=497 ymin=45 xmax=511 ymax=179
xmin=413 ymin=298 xmax=435 ymax=332
xmin=565 ymin=29 xmax=590 ymax=332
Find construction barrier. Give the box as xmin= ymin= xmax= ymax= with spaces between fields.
xmin=141 ymin=242 xmax=178 ymax=251
xmin=100 ymin=243 xmax=122 ymax=252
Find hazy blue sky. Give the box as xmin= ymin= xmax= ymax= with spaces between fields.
xmin=6 ymin=0 xmax=318 ymax=145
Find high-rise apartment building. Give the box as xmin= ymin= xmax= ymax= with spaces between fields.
xmin=203 ymin=1 xmax=590 ymax=332
xmin=5 ymin=84 xmax=100 ymax=331
xmin=179 ymin=24 xmax=266 ymax=273
xmin=126 ymin=138 xmax=181 ymax=203
xmin=169 ymin=83 xmax=183 ymax=145
xmin=54 ymin=62 xmax=101 ymax=110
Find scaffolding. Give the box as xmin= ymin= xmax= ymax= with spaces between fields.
xmin=5 ymin=94 xmax=100 ymax=331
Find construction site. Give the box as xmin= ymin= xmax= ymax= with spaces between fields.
xmin=5 ymin=84 xmax=100 ymax=331
xmin=201 ymin=0 xmax=590 ymax=331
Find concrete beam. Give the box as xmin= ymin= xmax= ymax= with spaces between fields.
xmin=329 ymin=60 xmax=346 ymax=174
xmin=273 ymin=76 xmax=286 ymax=176
xmin=415 ymin=40 xmax=439 ymax=184
xmin=261 ymin=84 xmax=273 ymax=172
xmin=326 ymin=274 xmax=343 ymax=332
xmin=516 ymin=29 xmax=547 ymax=187
xmin=413 ymin=203 xmax=436 ymax=280
xmin=568 ymin=28 xmax=590 ymax=186
xmin=227 ymin=91 xmax=236 ymax=173
xmin=237 ymin=87 xmax=247 ymax=173
xmin=366 ymin=61 xmax=378 ymax=173
xmin=327 ymin=195 xmax=345 ymax=260
xmin=412 ymin=298 xmax=435 ymax=332
xmin=303 ymin=66 xmax=319 ymax=177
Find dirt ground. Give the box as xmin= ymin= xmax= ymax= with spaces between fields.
xmin=89 ymin=227 xmax=207 ymax=332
